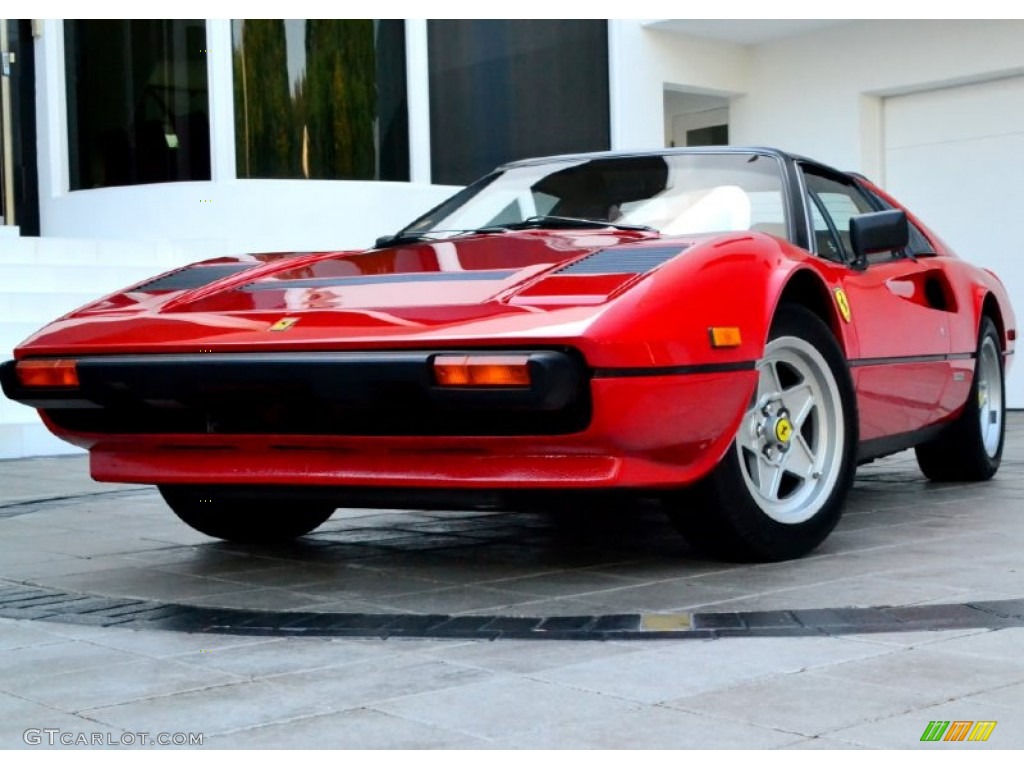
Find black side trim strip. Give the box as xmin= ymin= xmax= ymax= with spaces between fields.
xmin=848 ymin=351 xmax=975 ymax=368
xmin=597 ymin=350 xmax=976 ymax=378
xmin=857 ymin=422 xmax=948 ymax=464
xmin=593 ymin=361 xmax=756 ymax=378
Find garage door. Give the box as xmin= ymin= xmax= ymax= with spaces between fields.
xmin=885 ymin=76 xmax=1024 ymax=407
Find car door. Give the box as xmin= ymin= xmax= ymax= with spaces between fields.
xmin=801 ymin=166 xmax=951 ymax=442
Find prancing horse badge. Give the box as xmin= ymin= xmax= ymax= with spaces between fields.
xmin=269 ymin=317 xmax=300 ymax=332
xmin=833 ymin=288 xmax=851 ymax=323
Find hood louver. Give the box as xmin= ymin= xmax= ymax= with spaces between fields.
xmin=555 ymin=245 xmax=688 ymax=276
xmin=134 ymin=263 xmax=255 ymax=292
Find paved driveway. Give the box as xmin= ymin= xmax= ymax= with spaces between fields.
xmin=2 ymin=415 xmax=1023 ymax=748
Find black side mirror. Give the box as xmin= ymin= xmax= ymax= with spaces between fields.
xmin=849 ymin=210 xmax=909 ymax=260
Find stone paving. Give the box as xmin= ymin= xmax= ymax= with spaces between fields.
xmin=1 ymin=415 xmax=1023 ymax=748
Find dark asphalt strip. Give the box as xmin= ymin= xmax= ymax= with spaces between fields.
xmin=1 ymin=582 xmax=1022 ymax=641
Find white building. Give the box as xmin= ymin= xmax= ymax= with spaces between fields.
xmin=1 ymin=19 xmax=1022 ymax=457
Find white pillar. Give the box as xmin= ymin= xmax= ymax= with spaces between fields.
xmin=405 ymin=19 xmax=431 ymax=184
xmin=206 ymin=19 xmax=236 ymax=182
xmin=607 ymin=19 xmax=624 ymax=151
xmin=35 ymin=19 xmax=70 ymax=222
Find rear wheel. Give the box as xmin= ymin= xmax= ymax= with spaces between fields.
xmin=159 ymin=486 xmax=335 ymax=544
xmin=915 ymin=316 xmax=1004 ymax=481
xmin=666 ymin=304 xmax=857 ymax=561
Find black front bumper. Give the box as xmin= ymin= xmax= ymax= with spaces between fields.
xmin=0 ymin=350 xmax=591 ymax=437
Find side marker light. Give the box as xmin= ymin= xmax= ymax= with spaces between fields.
xmin=708 ymin=327 xmax=742 ymax=348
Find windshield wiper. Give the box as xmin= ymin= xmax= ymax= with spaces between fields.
xmin=373 ymin=229 xmax=477 ymax=248
xmin=375 ymin=225 xmax=522 ymax=248
xmin=503 ymin=215 xmax=656 ymax=233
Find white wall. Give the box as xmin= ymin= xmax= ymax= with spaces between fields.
xmin=610 ymin=21 xmax=747 ymax=150
xmin=41 ymin=180 xmax=458 ymax=259
xmin=730 ymin=20 xmax=1024 ymax=180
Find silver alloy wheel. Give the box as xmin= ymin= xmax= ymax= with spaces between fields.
xmin=736 ymin=336 xmax=845 ymax=524
xmin=977 ymin=334 xmax=1003 ymax=458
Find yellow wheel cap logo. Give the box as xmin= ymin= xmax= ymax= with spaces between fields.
xmin=269 ymin=317 xmax=300 ymax=332
xmin=834 ymin=288 xmax=852 ymax=323
xmin=775 ymin=418 xmax=793 ymax=443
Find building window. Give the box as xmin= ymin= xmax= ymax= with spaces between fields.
xmin=427 ymin=20 xmax=610 ymax=186
xmin=64 ymin=20 xmax=211 ymax=190
xmin=232 ymin=20 xmax=409 ymax=181
xmin=686 ymin=125 xmax=729 ymax=147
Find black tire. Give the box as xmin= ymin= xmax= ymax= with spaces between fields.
xmin=915 ymin=316 xmax=1004 ymax=481
xmin=159 ymin=486 xmax=335 ymax=544
xmin=666 ymin=304 xmax=858 ymax=562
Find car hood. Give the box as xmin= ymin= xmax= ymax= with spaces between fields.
xmin=16 ymin=230 xmax=705 ymax=356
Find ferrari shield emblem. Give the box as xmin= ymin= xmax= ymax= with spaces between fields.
xmin=269 ymin=317 xmax=300 ymax=332
xmin=833 ymin=288 xmax=852 ymax=323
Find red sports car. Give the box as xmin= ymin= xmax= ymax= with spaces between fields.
xmin=1 ymin=147 xmax=1015 ymax=561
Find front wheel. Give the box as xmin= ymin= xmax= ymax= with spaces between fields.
xmin=915 ymin=315 xmax=1004 ymax=481
xmin=159 ymin=486 xmax=335 ymax=544
xmin=666 ymin=304 xmax=858 ymax=561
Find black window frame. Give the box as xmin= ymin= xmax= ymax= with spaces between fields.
xmin=805 ymin=189 xmax=847 ymax=264
xmin=800 ymin=164 xmax=876 ymax=265
xmin=800 ymin=163 xmax=916 ymax=267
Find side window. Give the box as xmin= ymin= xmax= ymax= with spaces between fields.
xmin=803 ymin=169 xmax=875 ymax=262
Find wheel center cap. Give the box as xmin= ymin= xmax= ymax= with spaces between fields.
xmin=774 ymin=417 xmax=793 ymax=445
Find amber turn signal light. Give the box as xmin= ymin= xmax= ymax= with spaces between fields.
xmin=433 ymin=355 xmax=531 ymax=387
xmin=15 ymin=359 xmax=80 ymax=388
xmin=708 ymin=327 xmax=742 ymax=348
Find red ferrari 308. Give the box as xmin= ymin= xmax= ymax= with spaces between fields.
xmin=1 ymin=147 xmax=1015 ymax=561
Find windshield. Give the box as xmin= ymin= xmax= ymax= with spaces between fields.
xmin=399 ymin=152 xmax=790 ymax=239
